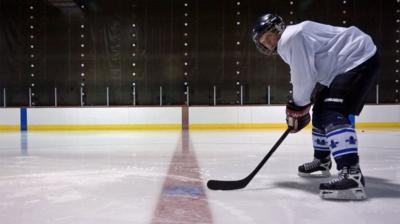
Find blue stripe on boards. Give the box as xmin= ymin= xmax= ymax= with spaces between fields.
xmin=20 ymin=108 xmax=27 ymax=131
xmin=326 ymin=128 xmax=355 ymax=138
xmin=332 ymin=148 xmax=358 ymax=157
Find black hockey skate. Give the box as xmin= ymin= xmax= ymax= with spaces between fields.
xmin=319 ymin=166 xmax=367 ymax=200
xmin=298 ymin=157 xmax=332 ymax=177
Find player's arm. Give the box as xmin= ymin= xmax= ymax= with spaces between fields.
xmin=284 ymin=32 xmax=317 ymax=133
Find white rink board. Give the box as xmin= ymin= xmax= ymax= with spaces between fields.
xmin=189 ymin=105 xmax=400 ymax=125
xmin=0 ymin=108 xmax=20 ymax=125
xmin=357 ymin=105 xmax=400 ymax=123
xmin=189 ymin=106 xmax=286 ymax=124
xmin=1 ymin=105 xmax=399 ymax=129
xmin=27 ymin=107 xmax=182 ymax=125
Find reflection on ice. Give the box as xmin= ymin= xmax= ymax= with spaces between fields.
xmin=0 ymin=129 xmax=399 ymax=224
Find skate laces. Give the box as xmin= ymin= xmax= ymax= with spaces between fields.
xmin=304 ymin=159 xmax=321 ymax=171
xmin=329 ymin=167 xmax=349 ymax=185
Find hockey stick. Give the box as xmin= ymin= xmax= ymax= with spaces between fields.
xmin=207 ymin=128 xmax=291 ymax=191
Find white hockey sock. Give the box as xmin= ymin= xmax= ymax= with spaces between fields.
xmin=326 ymin=127 xmax=358 ymax=159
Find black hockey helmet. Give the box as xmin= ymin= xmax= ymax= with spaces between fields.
xmin=251 ymin=13 xmax=285 ymax=55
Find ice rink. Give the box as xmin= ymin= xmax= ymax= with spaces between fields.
xmin=0 ymin=129 xmax=399 ymax=224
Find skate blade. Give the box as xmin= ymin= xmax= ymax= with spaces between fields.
xmin=320 ymin=187 xmax=367 ymax=200
xmin=298 ymin=170 xmax=331 ymax=178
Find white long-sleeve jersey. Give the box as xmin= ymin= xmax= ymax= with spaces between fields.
xmin=277 ymin=21 xmax=377 ymax=106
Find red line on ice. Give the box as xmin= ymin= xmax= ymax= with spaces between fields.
xmin=150 ymin=107 xmax=213 ymax=224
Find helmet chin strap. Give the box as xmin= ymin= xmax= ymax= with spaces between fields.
xmin=267 ymin=42 xmax=280 ymax=55
xmin=272 ymin=45 xmax=278 ymax=54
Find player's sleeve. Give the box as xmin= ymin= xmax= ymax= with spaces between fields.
xmin=287 ymin=33 xmax=318 ymax=107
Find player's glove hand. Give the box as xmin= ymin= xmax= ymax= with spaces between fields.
xmin=286 ymin=103 xmax=311 ymax=133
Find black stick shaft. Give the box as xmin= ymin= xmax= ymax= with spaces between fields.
xmin=207 ymin=128 xmax=291 ymax=190
xmin=244 ymin=128 xmax=291 ymax=182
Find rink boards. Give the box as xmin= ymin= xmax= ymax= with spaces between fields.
xmin=0 ymin=105 xmax=399 ymax=131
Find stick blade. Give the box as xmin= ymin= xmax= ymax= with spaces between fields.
xmin=207 ymin=179 xmax=248 ymax=191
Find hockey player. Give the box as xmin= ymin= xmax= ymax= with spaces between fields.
xmin=252 ymin=14 xmax=379 ymax=200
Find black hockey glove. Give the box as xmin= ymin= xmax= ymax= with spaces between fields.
xmin=286 ymin=103 xmax=311 ymax=133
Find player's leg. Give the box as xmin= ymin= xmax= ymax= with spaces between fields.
xmin=317 ymin=111 xmax=366 ymax=200
xmin=298 ymin=112 xmax=331 ymax=177
xmin=318 ymin=53 xmax=378 ymax=200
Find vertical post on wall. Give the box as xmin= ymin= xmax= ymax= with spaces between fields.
xmin=376 ymin=84 xmax=379 ymax=104
xmin=80 ymin=87 xmax=84 ymax=107
xmin=106 ymin=87 xmax=110 ymax=106
xmin=240 ymin=85 xmax=243 ymax=106
xmin=29 ymin=88 xmax=32 ymax=107
xmin=132 ymin=86 xmax=136 ymax=106
xmin=54 ymin=87 xmax=58 ymax=107
xmin=160 ymin=86 xmax=163 ymax=106
xmin=3 ymin=88 xmax=6 ymax=107
xmin=213 ymin=85 xmax=216 ymax=106
xmin=267 ymin=85 xmax=271 ymax=105
xmin=186 ymin=86 xmax=190 ymax=106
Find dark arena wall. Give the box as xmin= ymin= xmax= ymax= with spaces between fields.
xmin=0 ymin=0 xmax=398 ymax=106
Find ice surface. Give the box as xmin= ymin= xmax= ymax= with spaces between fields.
xmin=0 ymin=129 xmax=399 ymax=224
